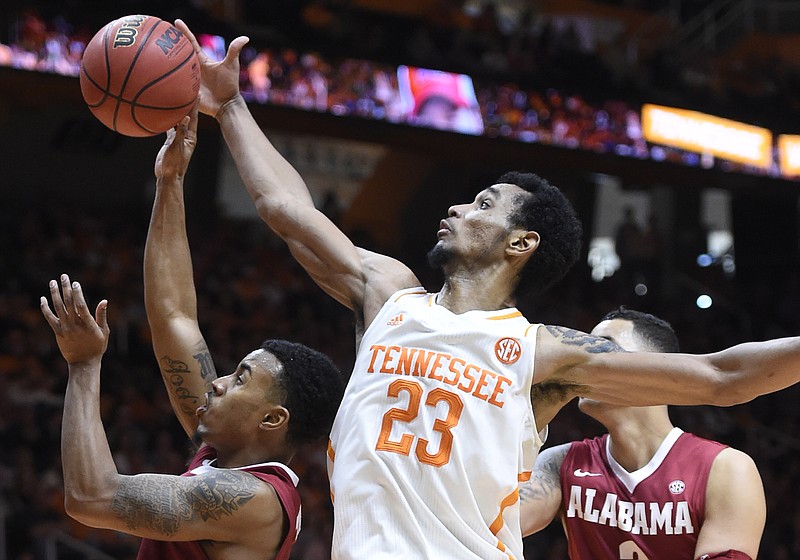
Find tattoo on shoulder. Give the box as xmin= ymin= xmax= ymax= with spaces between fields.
xmin=545 ymin=325 xmax=624 ymax=353
xmin=112 ymin=470 xmax=262 ymax=536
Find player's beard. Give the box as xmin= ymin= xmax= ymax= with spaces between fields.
xmin=427 ymin=243 xmax=453 ymax=271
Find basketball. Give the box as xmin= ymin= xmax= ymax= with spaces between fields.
xmin=79 ymin=15 xmax=200 ymax=137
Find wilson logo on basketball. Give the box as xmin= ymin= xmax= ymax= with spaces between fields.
xmin=112 ymin=15 xmax=146 ymax=48
xmin=494 ymin=337 xmax=522 ymax=364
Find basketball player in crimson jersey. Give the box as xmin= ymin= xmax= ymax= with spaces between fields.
xmin=521 ymin=307 xmax=765 ymax=560
xmin=40 ymin=113 xmax=344 ymax=560
xmin=176 ymin=19 xmax=800 ymax=560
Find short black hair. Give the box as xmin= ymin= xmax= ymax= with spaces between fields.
xmin=496 ymin=171 xmax=583 ymax=298
xmin=260 ymin=340 xmax=345 ymax=447
xmin=601 ymin=306 xmax=680 ymax=353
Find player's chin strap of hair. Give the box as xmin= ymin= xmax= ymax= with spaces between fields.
xmin=697 ymin=551 xmax=753 ymax=560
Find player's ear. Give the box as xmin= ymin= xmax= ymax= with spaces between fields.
xmin=507 ymin=230 xmax=540 ymax=257
xmin=261 ymin=406 xmax=289 ymax=431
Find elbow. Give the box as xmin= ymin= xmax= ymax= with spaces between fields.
xmin=64 ymin=494 xmax=101 ymax=527
xmin=63 ymin=481 xmax=116 ymax=529
xmin=255 ymin=197 xmax=291 ymax=235
xmin=705 ymin=371 xmax=753 ymax=407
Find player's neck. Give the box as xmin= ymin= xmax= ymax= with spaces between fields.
xmin=437 ymin=273 xmax=516 ymax=314
xmin=214 ymin=444 xmax=292 ymax=469
xmin=605 ymin=414 xmax=675 ymax=472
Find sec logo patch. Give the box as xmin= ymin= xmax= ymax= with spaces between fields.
xmin=495 ymin=337 xmax=522 ymax=364
xmin=668 ymin=480 xmax=686 ymax=494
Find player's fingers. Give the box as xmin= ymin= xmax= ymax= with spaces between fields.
xmin=49 ymin=278 xmax=66 ymax=317
xmin=227 ymin=36 xmax=250 ymax=61
xmin=186 ymin=103 xmax=199 ymax=135
xmin=60 ymin=274 xmax=75 ymax=316
xmin=40 ymin=295 xmax=59 ymax=331
xmin=95 ymin=299 xmax=109 ymax=331
xmin=164 ymin=125 xmax=177 ymax=146
xmin=171 ymin=118 xmax=185 ymax=142
xmin=174 ymin=19 xmax=205 ymax=61
xmin=72 ymin=281 xmax=92 ymax=319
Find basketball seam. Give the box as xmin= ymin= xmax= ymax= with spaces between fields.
xmin=113 ymin=17 xmax=164 ymax=134
xmin=129 ymin=49 xmax=197 ymax=134
xmin=80 ymin=23 xmax=115 ymax=109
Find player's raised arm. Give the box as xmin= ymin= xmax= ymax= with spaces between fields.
xmin=144 ymin=108 xmax=215 ymax=437
xmin=174 ymin=20 xmax=418 ymax=323
xmin=535 ymin=325 xmax=800 ymax=407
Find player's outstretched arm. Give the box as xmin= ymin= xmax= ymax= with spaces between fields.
xmin=145 ymin=108 xmax=216 ymax=438
xmin=519 ymin=444 xmax=569 ymax=537
xmin=74 ymin=469 xmax=285 ymax=550
xmin=174 ymin=20 xmax=418 ymax=321
xmin=693 ymin=448 xmax=765 ymax=560
xmin=535 ymin=325 xmax=800 ymax=407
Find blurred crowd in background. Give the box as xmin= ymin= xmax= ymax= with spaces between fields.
xmin=2 ymin=0 xmax=800 ymax=558
xmin=3 ymin=1 xmax=800 ymax=174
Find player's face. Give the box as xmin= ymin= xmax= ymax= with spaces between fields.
xmin=429 ymin=183 xmax=526 ymax=270
xmin=195 ymin=349 xmax=284 ymax=449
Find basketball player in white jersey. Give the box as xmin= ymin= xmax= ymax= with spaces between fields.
xmin=520 ymin=307 xmax=765 ymax=560
xmin=175 ymin=20 xmax=800 ymax=560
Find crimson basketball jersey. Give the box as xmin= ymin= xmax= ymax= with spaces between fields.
xmin=328 ymin=287 xmax=543 ymax=559
xmin=560 ymin=428 xmax=726 ymax=560
xmin=136 ymin=445 xmax=301 ymax=560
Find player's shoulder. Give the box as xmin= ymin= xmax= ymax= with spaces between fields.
xmin=534 ymin=324 xmax=623 ymax=377
xmin=709 ymin=446 xmax=760 ymax=479
xmin=358 ymin=249 xmax=420 ymax=301
xmin=190 ymin=466 xmax=285 ymax=503
xmin=358 ymin=248 xmax=419 ymax=286
xmin=539 ymin=442 xmax=572 ymax=463
xmin=538 ymin=324 xmax=622 ymax=354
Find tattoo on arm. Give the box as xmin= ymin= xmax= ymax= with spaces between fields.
xmin=545 ymin=325 xmax=624 ymax=354
xmin=111 ymin=470 xmax=261 ymax=536
xmin=161 ymin=356 xmax=201 ymax=415
xmin=194 ymin=349 xmax=216 ymax=381
xmin=161 ymin=348 xmax=216 ymax=415
xmin=519 ymin=447 xmax=568 ymax=505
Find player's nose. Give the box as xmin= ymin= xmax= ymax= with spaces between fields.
xmin=448 ymin=204 xmax=465 ymax=218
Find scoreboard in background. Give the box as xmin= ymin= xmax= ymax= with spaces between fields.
xmin=778 ymin=134 xmax=800 ymax=178
xmin=641 ymin=104 xmax=773 ymax=170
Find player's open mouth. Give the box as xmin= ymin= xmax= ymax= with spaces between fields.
xmin=196 ymin=391 xmax=213 ymax=415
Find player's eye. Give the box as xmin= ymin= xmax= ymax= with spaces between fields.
xmin=235 ymin=373 xmax=244 ymax=385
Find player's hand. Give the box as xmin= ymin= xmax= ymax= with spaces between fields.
xmin=155 ymin=103 xmax=198 ymax=181
xmin=40 ymin=274 xmax=109 ymax=366
xmin=174 ymin=19 xmax=250 ymax=118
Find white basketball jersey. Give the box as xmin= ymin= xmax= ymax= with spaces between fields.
xmin=328 ymin=288 xmax=543 ymax=560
